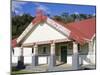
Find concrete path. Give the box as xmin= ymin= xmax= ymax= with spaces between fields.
xmin=12 ymin=63 xmax=96 ymax=73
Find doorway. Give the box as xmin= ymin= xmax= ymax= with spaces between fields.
xmin=61 ymin=46 xmax=67 ymax=63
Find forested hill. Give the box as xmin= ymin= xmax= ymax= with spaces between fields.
xmin=12 ymin=13 xmax=95 ymax=39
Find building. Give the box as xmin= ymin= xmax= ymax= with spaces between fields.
xmin=12 ymin=10 xmax=96 ymax=70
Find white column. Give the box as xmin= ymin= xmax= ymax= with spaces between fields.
xmin=93 ymin=39 xmax=96 ymax=64
xmin=32 ymin=44 xmax=38 ymax=66
xmin=51 ymin=43 xmax=55 ymax=55
xmin=18 ymin=47 xmax=24 ymax=61
xmin=33 ymin=44 xmax=38 ymax=55
xmin=17 ymin=47 xmax=25 ymax=69
xmin=72 ymin=42 xmax=80 ymax=70
xmin=88 ymin=41 xmax=95 ymax=64
xmin=48 ymin=42 xmax=56 ymax=68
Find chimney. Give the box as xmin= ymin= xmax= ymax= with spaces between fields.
xmin=36 ymin=9 xmax=44 ymax=18
xmin=32 ymin=9 xmax=47 ymax=24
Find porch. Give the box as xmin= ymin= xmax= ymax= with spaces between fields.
xmin=12 ymin=38 xmax=95 ymax=71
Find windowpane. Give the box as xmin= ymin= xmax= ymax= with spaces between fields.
xmin=43 ymin=47 xmax=46 ymax=54
xmin=32 ymin=48 xmax=34 ymax=53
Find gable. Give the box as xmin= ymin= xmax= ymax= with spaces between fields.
xmin=23 ymin=22 xmax=69 ymax=44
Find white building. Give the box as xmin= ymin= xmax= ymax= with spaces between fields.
xmin=12 ymin=10 xmax=96 ymax=70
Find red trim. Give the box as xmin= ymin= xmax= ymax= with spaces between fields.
xmin=12 ymin=39 xmax=17 ymax=48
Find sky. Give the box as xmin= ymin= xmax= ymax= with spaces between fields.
xmin=12 ymin=1 xmax=96 ymax=17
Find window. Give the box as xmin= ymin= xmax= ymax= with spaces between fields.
xmin=12 ymin=48 xmax=14 ymax=55
xmin=80 ymin=43 xmax=88 ymax=55
xmin=68 ymin=42 xmax=73 ymax=49
xmin=43 ymin=47 xmax=46 ymax=54
xmin=32 ymin=48 xmax=34 ymax=53
xmin=78 ymin=44 xmax=80 ymax=52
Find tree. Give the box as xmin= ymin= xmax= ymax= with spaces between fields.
xmin=53 ymin=15 xmax=62 ymax=21
xmin=79 ymin=14 xmax=88 ymax=20
xmin=12 ymin=14 xmax=34 ymax=39
xmin=53 ymin=12 xmax=74 ymax=23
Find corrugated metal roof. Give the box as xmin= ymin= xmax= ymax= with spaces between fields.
xmin=66 ymin=18 xmax=96 ymax=44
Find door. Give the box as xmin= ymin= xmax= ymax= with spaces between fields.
xmin=61 ymin=46 xmax=67 ymax=63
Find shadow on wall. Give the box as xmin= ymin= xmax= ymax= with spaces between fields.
xmin=80 ymin=55 xmax=93 ymax=65
xmin=79 ymin=43 xmax=94 ymax=65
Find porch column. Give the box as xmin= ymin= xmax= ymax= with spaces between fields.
xmin=72 ymin=42 xmax=80 ymax=70
xmin=48 ymin=42 xmax=56 ymax=68
xmin=32 ymin=44 xmax=38 ymax=66
xmin=88 ymin=41 xmax=95 ymax=64
xmin=17 ymin=47 xmax=25 ymax=69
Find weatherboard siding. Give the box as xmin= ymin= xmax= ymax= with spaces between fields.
xmin=23 ymin=23 xmax=68 ymax=44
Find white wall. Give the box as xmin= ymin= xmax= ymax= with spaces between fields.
xmin=67 ymin=55 xmax=95 ymax=65
xmin=12 ymin=47 xmax=48 ymax=64
xmin=87 ymin=39 xmax=96 ymax=64
xmin=13 ymin=47 xmax=22 ymax=56
xmin=23 ymin=23 xmax=67 ymax=44
xmin=38 ymin=56 xmax=48 ymax=64
xmin=12 ymin=47 xmax=32 ymax=64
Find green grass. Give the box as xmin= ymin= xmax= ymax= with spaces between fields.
xmin=11 ymin=67 xmax=29 ymax=74
xmin=11 ymin=70 xmax=32 ymax=75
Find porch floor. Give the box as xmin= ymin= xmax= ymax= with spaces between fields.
xmin=12 ymin=61 xmax=96 ymax=74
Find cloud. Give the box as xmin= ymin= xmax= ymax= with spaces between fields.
xmin=12 ymin=1 xmax=51 ymax=16
xmin=12 ymin=1 xmax=27 ymax=15
xmin=74 ymin=12 xmax=79 ymax=15
xmin=34 ymin=3 xmax=51 ymax=15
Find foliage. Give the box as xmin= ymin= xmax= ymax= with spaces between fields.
xmin=53 ymin=13 xmax=95 ymax=24
xmin=12 ymin=14 xmax=34 ymax=39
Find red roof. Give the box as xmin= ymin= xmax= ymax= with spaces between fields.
xmin=54 ymin=18 xmax=96 ymax=44
xmin=66 ymin=18 xmax=96 ymax=44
